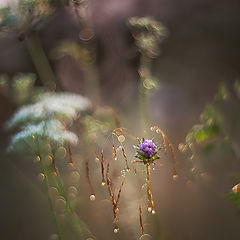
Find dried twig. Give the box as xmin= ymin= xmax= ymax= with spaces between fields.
xmin=52 ymin=155 xmax=58 ymax=176
xmin=86 ymin=158 xmax=95 ymax=199
xmin=105 ymin=156 xmax=125 ymax=233
xmin=154 ymin=126 xmax=178 ymax=178
xmin=67 ymin=141 xmax=74 ymax=166
xmin=139 ymin=205 xmax=144 ymax=235
xmin=101 ymin=150 xmax=105 ymax=185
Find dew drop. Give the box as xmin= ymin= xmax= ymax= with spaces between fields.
xmin=114 ymin=157 xmax=117 ymax=161
xmin=150 ymin=127 xmax=154 ymax=131
xmin=95 ymin=157 xmax=99 ymax=162
xmin=178 ymin=143 xmax=186 ymax=152
xmin=37 ymin=173 xmax=45 ymax=182
xmin=173 ymin=174 xmax=178 ymax=180
xmin=55 ymin=197 xmax=66 ymax=210
xmin=151 ymin=209 xmax=156 ymax=214
xmin=139 ymin=234 xmax=152 ymax=240
xmin=156 ymin=129 xmax=160 ymax=134
xmin=118 ymin=135 xmax=125 ymax=143
xmin=68 ymin=192 xmax=77 ymax=201
xmin=68 ymin=186 xmax=78 ymax=195
xmin=44 ymin=155 xmax=53 ymax=166
xmin=101 ymin=181 xmax=105 ymax=186
xmin=68 ymin=162 xmax=74 ymax=167
xmin=49 ymin=233 xmax=58 ymax=240
xmin=55 ymin=146 xmax=67 ymax=159
xmin=114 ymin=228 xmax=119 ymax=233
xmin=49 ymin=187 xmax=58 ymax=200
xmin=147 ymin=207 xmax=152 ymax=213
xmin=70 ymin=171 xmax=80 ymax=184
xmin=232 ymin=184 xmax=240 ymax=193
xmin=34 ymin=156 xmax=40 ymax=163
xmin=89 ymin=194 xmax=96 ymax=201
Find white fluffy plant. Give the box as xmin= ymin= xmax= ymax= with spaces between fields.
xmin=6 ymin=92 xmax=95 ymax=240
xmin=7 ymin=93 xmax=91 ymax=152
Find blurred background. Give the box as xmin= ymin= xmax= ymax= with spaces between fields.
xmin=1 ymin=0 xmax=240 ymax=240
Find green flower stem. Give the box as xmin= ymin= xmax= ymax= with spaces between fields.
xmin=26 ymin=33 xmax=60 ymax=91
xmin=39 ymin=160 xmax=65 ymax=240
xmin=138 ymin=54 xmax=152 ymax=132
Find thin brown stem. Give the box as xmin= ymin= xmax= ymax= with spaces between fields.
xmin=101 ymin=150 xmax=105 ymax=185
xmin=67 ymin=142 xmax=74 ymax=166
xmin=86 ymin=158 xmax=95 ymax=197
xmin=139 ymin=205 xmax=144 ymax=235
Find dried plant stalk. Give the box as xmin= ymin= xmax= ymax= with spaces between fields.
xmin=94 ymin=150 xmax=99 ymax=162
xmin=116 ymin=177 xmax=125 ymax=204
xmin=154 ymin=126 xmax=178 ymax=177
xmin=67 ymin=141 xmax=74 ymax=166
xmin=121 ymin=143 xmax=130 ymax=171
xmin=139 ymin=205 xmax=144 ymax=235
xmin=52 ymin=155 xmax=58 ymax=176
xmin=105 ymin=157 xmax=125 ymax=233
xmin=112 ymin=134 xmax=117 ymax=161
xmin=146 ymin=163 xmax=154 ymax=212
xmin=101 ymin=150 xmax=105 ymax=185
xmin=132 ymin=160 xmax=144 ymax=164
xmin=86 ymin=158 xmax=95 ymax=196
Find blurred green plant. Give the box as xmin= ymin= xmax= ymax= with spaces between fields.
xmin=6 ymin=92 xmax=95 ymax=240
xmin=180 ymin=80 xmax=240 ymax=210
xmin=0 ymin=73 xmax=38 ymax=105
xmin=128 ymin=17 xmax=168 ymax=130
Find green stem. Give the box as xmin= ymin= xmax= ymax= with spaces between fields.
xmin=26 ymin=33 xmax=60 ymax=91
xmin=39 ymin=160 xmax=65 ymax=240
xmin=138 ymin=55 xmax=152 ymax=132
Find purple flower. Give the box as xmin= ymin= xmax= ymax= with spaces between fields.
xmin=138 ymin=139 xmax=157 ymax=159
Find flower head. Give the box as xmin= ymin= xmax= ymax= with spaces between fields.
xmin=136 ymin=139 xmax=159 ymax=164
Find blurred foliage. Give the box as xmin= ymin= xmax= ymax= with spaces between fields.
xmin=6 ymin=92 xmax=91 ymax=153
xmin=128 ymin=17 xmax=168 ymax=58
xmin=186 ymin=105 xmax=222 ymax=144
xmin=180 ymin=81 xmax=240 ymax=210
xmin=0 ymin=73 xmax=38 ymax=105
xmin=0 ymin=0 xmax=66 ymax=35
